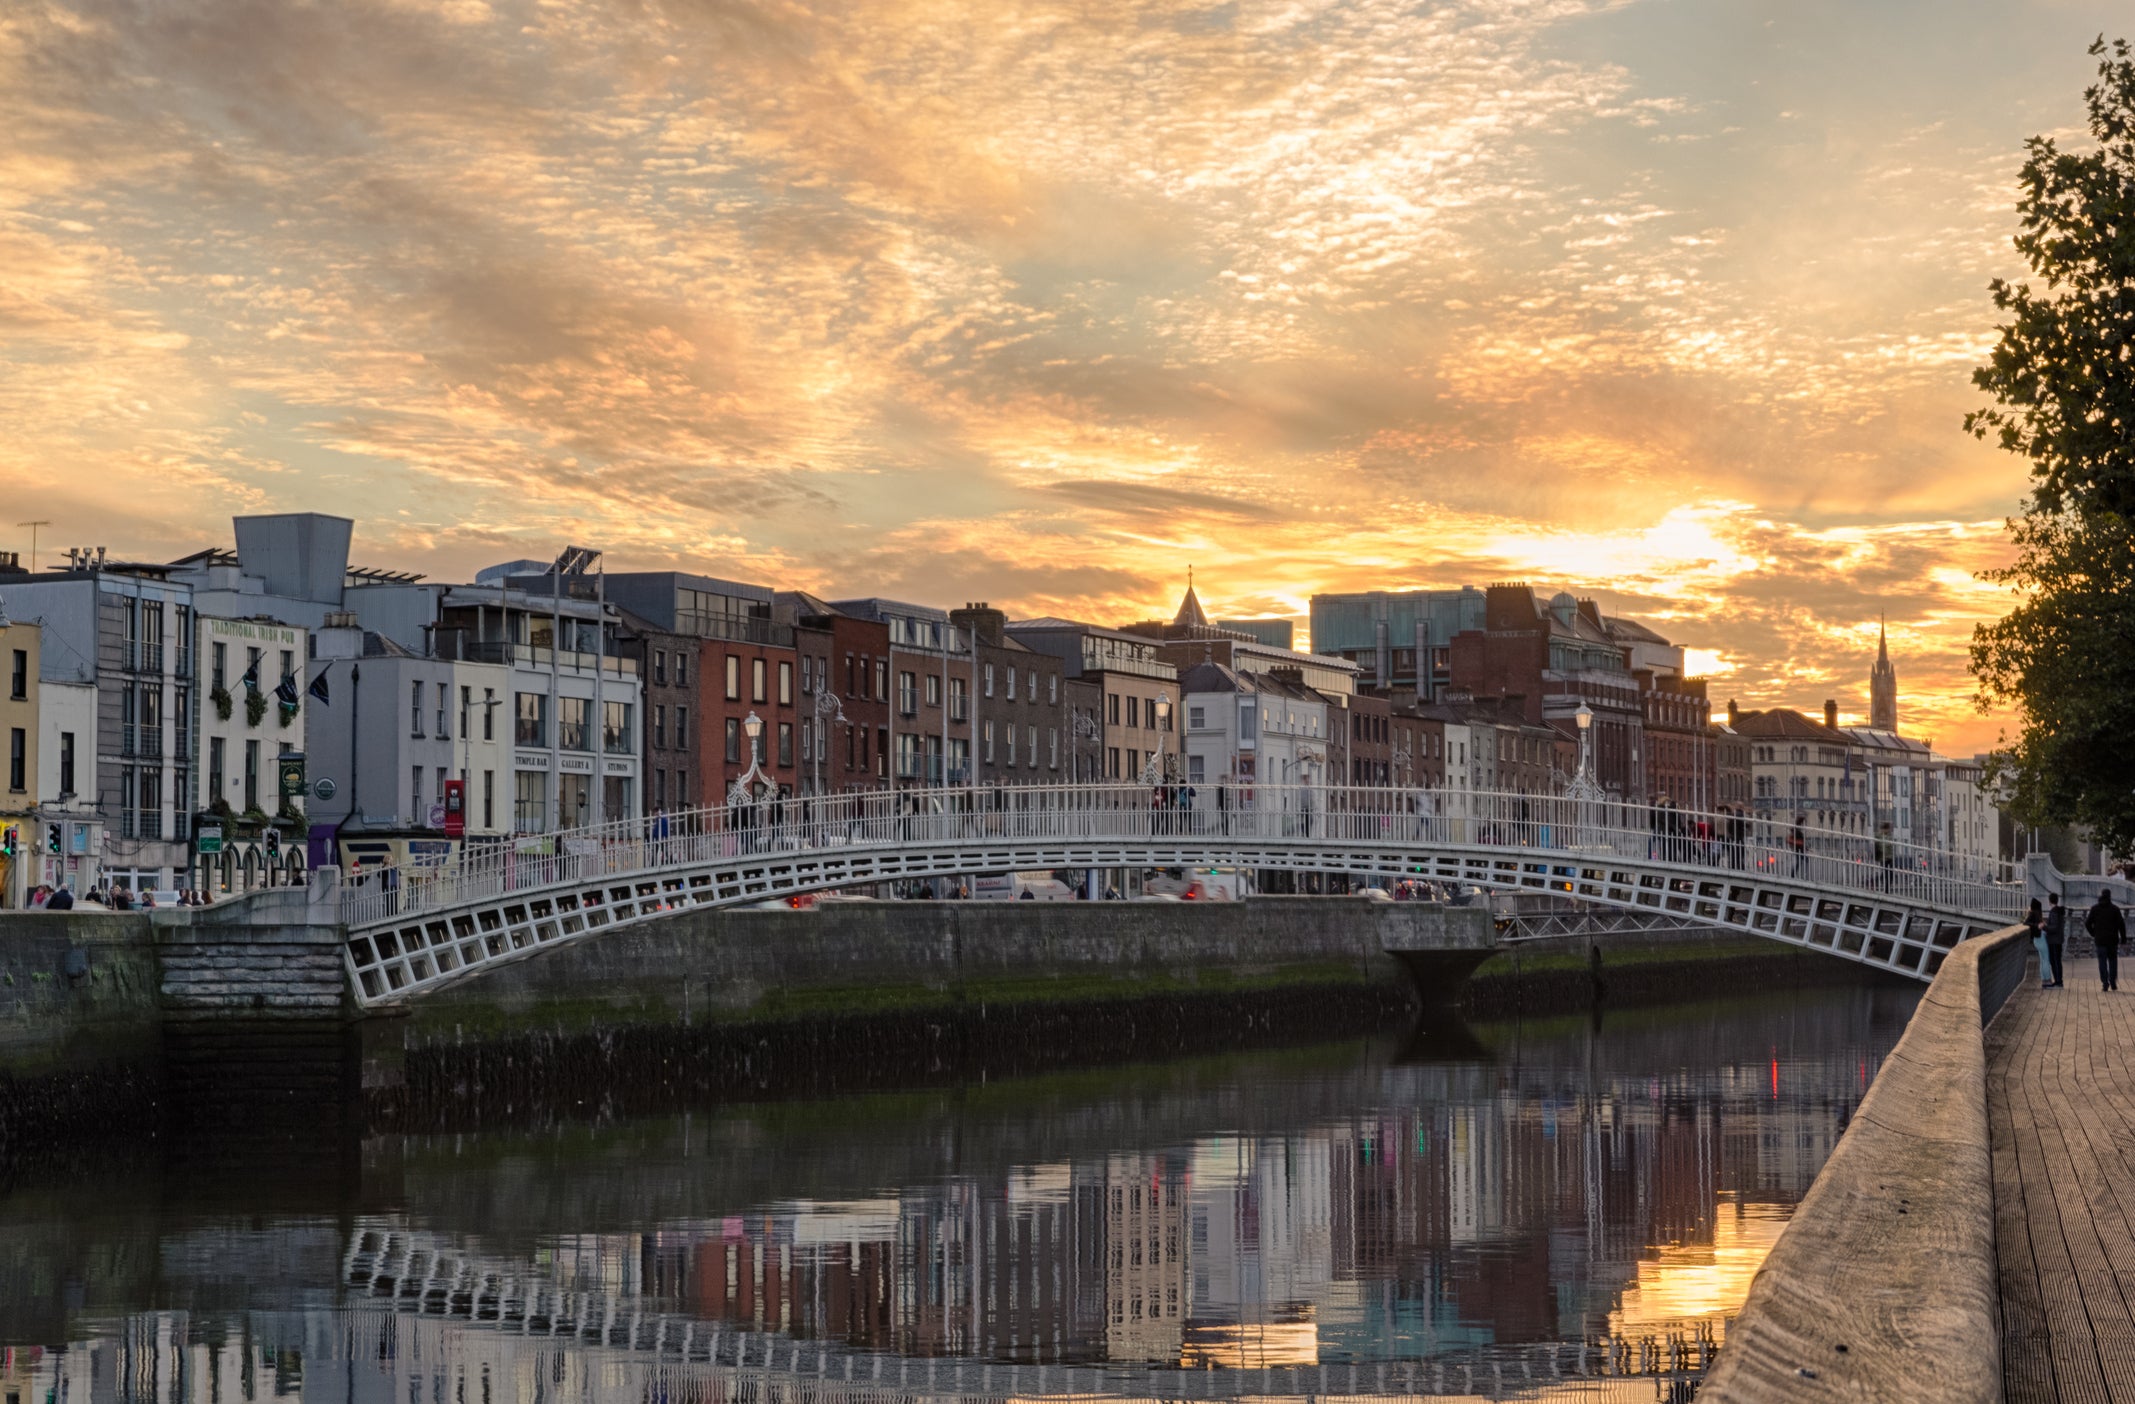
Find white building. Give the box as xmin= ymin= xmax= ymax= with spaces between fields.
xmin=194 ymin=613 xmax=310 ymax=892
xmin=1178 ymin=660 xmax=1331 ymax=812
xmin=35 ymin=676 xmax=101 ymax=896
xmin=344 ymin=557 xmax=641 ymax=833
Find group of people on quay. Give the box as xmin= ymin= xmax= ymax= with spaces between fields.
xmin=2026 ymin=889 xmax=2129 ymax=992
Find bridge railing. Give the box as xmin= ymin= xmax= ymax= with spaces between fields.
xmin=338 ymin=783 xmax=2024 ymax=930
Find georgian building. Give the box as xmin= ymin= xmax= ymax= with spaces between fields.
xmin=1007 ymin=618 xmax=1177 ymax=785
xmin=950 ymin=605 xmax=1067 ymax=787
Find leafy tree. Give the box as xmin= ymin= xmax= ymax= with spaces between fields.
xmin=1970 ymin=37 xmax=2135 ymax=850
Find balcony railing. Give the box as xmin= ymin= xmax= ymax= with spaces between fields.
xmin=898 ymin=690 xmax=918 ymax=717
xmin=121 ymin=724 xmax=163 ymax=759
xmin=126 ymin=642 xmax=165 ymax=675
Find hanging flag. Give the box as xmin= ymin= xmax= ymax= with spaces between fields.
xmin=275 ymin=673 xmax=300 ymax=709
xmin=307 ymin=665 xmax=331 ymax=706
xmin=240 ymin=656 xmax=261 ymax=693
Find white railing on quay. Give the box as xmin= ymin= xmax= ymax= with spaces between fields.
xmin=337 ymin=783 xmax=2026 ymax=933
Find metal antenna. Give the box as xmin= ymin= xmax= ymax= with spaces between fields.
xmin=16 ymin=521 xmax=49 ymax=572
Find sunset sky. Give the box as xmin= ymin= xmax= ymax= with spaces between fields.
xmin=2 ymin=0 xmax=2122 ymax=754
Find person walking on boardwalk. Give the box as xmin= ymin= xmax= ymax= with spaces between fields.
xmin=2087 ymin=890 xmax=2125 ymax=992
xmin=2026 ymin=898 xmax=2049 ymax=989
xmin=2044 ymin=892 xmax=2069 ymax=988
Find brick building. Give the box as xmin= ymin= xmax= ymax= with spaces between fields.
xmin=951 ymin=605 xmax=1067 ymax=786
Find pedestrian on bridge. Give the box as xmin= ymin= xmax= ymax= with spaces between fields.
xmin=2026 ymin=898 xmax=2048 ymax=989
xmin=2045 ymin=892 xmax=2068 ymax=987
xmin=2088 ymin=890 xmax=2125 ymax=992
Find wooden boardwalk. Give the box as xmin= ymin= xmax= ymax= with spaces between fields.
xmin=1990 ymin=945 xmax=2135 ymax=1401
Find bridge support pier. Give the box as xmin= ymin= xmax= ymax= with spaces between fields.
xmin=1380 ymin=912 xmax=1499 ymax=1006
xmin=152 ymin=869 xmax=353 ymax=1019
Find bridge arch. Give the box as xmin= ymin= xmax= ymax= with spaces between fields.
xmin=341 ymin=786 xmax=2018 ymax=1006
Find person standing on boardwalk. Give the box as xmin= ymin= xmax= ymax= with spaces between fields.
xmin=2045 ymin=892 xmax=2069 ymax=988
xmin=2088 ymin=890 xmax=2125 ymax=992
xmin=2026 ymin=898 xmax=2049 ymax=990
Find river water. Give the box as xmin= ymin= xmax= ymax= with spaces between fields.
xmin=0 ymin=981 xmax=1920 ymax=1403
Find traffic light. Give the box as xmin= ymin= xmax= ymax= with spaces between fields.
xmin=46 ymin=822 xmax=61 ymax=853
xmin=0 ymin=826 xmax=16 ymax=858
xmin=265 ymin=829 xmax=281 ymax=860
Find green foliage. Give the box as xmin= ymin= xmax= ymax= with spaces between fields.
xmin=210 ymin=685 xmax=232 ymax=721
xmin=1970 ymin=37 xmax=2135 ymax=850
xmin=245 ymin=689 xmax=268 ymax=727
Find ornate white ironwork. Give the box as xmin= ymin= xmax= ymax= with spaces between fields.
xmin=337 ymin=782 xmax=2024 ymax=1007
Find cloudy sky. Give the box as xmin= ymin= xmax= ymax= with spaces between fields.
xmin=1 ymin=0 xmax=2119 ymax=752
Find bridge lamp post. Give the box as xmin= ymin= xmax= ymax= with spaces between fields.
xmin=727 ymin=711 xmax=768 ymax=807
xmin=1139 ymin=692 xmax=1173 ymax=786
xmin=1565 ymin=703 xmax=1605 ymax=844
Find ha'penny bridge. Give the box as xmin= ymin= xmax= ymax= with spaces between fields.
xmin=336 ymin=782 xmax=2024 ymax=1006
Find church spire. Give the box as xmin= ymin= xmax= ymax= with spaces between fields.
xmin=1870 ymin=614 xmax=1898 ymax=732
xmin=1172 ymin=572 xmax=1209 ymax=631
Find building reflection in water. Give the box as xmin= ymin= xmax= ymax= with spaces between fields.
xmin=0 ymin=984 xmax=1917 ymax=1402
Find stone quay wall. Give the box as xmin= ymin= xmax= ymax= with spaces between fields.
xmin=1697 ymin=921 xmax=2028 ymax=1403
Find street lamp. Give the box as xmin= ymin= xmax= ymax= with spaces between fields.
xmin=811 ymin=688 xmax=847 ymax=797
xmin=1072 ymin=709 xmax=1100 ymax=781
xmin=1140 ymin=692 xmax=1173 ymax=786
xmin=727 ymin=711 xmax=768 ymax=807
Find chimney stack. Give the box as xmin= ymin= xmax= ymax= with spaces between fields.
xmin=1727 ymin=699 xmax=1739 ymax=728
xmin=1824 ymin=699 xmax=1839 ymax=730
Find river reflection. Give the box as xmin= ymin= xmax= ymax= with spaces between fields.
xmin=0 ymin=981 xmax=1921 ymax=1402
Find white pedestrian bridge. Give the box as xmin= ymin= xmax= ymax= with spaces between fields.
xmin=339 ymin=784 xmax=2025 ymax=1007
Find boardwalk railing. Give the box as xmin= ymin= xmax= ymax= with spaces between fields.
xmin=338 ymin=782 xmax=2023 ymax=933
xmin=1698 ymin=922 xmax=2027 ymax=1402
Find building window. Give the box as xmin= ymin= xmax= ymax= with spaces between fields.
xmin=1005 ymin=723 xmax=1016 ymax=766
xmin=558 ymin=697 xmax=591 ymax=751
xmin=983 ymin=721 xmax=994 ymax=762
xmin=777 ymin=721 xmax=793 ymax=768
xmin=483 ymin=770 xmax=495 ymax=829
xmin=8 ymin=649 xmax=23 ymax=701
xmin=483 ymin=688 xmax=497 ymax=741
xmin=1189 ymin=754 xmax=1205 ymax=784
xmin=6 ymin=727 xmax=21 ymax=792
xmin=138 ymin=766 xmax=161 ymax=839
xmin=515 ymin=692 xmax=547 ymax=747
xmin=210 ymin=641 xmax=226 ymax=693
xmin=1188 ymin=705 xmax=1205 ymax=729
xmin=925 ymin=673 xmax=941 ymax=708
xmin=898 ymin=671 xmax=917 ymax=716
xmin=410 ymin=680 xmax=425 ymax=737
xmin=676 ymin=768 xmax=688 ymax=804
xmin=436 ymin=681 xmax=450 ymax=739
xmin=654 ymin=704 xmax=667 ymax=749
xmin=460 ymin=686 xmax=471 ymax=738
xmin=751 ymin=657 xmax=767 ymax=704
xmin=726 ymin=655 xmax=741 ymax=701
xmin=1006 ymin=668 xmax=1016 ymax=701
xmin=1108 ymin=693 xmax=1120 ymax=725
xmin=725 ymin=716 xmax=741 ymax=764
xmin=58 ymin=731 xmax=74 ymax=795
xmin=778 ymin=660 xmax=792 ymax=705
xmin=654 ymin=650 xmax=667 ymax=686
xmin=1108 ymin=746 xmax=1120 ymax=778
xmin=1048 ymin=675 xmax=1057 ymax=704
xmin=1028 ymin=725 xmax=1037 ymax=763
xmin=1048 ymin=729 xmax=1058 ymax=768
xmin=209 ymin=737 xmax=226 ymax=804
xmin=513 ymin=770 xmax=546 ymax=832
xmin=950 ymin=676 xmax=968 ymax=721
xmin=674 ymin=653 xmax=688 ymax=687
xmin=983 ymin=663 xmax=995 ymax=697
xmin=876 ymin=660 xmax=888 ymax=701
xmin=604 ymin=700 xmax=633 ymax=754
xmin=676 ymin=705 xmax=688 ymax=749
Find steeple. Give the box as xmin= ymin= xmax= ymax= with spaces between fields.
xmin=1172 ymin=568 xmax=1209 ymax=631
xmin=1869 ymin=614 xmax=1898 ymax=732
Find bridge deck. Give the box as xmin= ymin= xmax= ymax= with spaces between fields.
xmin=1990 ymin=951 xmax=2135 ymax=1401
